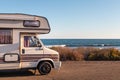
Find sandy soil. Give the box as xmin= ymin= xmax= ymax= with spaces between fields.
xmin=0 ymin=61 xmax=120 ymax=80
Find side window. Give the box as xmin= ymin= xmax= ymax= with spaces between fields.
xmin=0 ymin=29 xmax=12 ymax=44
xmin=23 ymin=20 xmax=40 ymax=27
xmin=24 ymin=36 xmax=41 ymax=47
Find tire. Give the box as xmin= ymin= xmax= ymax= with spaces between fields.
xmin=38 ymin=62 xmax=52 ymax=75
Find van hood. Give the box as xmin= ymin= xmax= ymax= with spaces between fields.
xmin=43 ymin=47 xmax=59 ymax=55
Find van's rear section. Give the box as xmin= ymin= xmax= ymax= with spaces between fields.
xmin=0 ymin=13 xmax=61 ymax=75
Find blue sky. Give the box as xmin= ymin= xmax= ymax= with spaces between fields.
xmin=0 ymin=0 xmax=120 ymax=39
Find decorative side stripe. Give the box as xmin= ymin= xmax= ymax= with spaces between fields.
xmin=0 ymin=54 xmax=59 ymax=63
xmin=21 ymin=54 xmax=59 ymax=62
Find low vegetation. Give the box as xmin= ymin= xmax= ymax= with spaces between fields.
xmin=51 ymin=47 xmax=120 ymax=61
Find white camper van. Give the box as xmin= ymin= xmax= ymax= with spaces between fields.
xmin=0 ymin=13 xmax=61 ymax=75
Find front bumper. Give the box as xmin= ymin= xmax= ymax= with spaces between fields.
xmin=54 ymin=61 xmax=62 ymax=69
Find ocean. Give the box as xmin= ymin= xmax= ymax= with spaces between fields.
xmin=41 ymin=39 xmax=120 ymax=49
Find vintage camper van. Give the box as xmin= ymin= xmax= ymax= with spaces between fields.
xmin=0 ymin=13 xmax=61 ymax=75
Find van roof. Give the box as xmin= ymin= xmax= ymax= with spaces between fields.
xmin=0 ymin=13 xmax=44 ymax=20
xmin=0 ymin=13 xmax=51 ymax=34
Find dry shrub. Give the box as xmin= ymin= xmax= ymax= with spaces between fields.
xmin=51 ymin=47 xmax=120 ymax=61
xmin=51 ymin=47 xmax=72 ymax=61
xmin=87 ymin=48 xmax=120 ymax=61
xmin=72 ymin=49 xmax=84 ymax=61
xmin=74 ymin=47 xmax=99 ymax=60
xmin=108 ymin=48 xmax=120 ymax=60
xmin=51 ymin=47 xmax=84 ymax=61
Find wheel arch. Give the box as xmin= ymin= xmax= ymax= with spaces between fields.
xmin=37 ymin=58 xmax=54 ymax=68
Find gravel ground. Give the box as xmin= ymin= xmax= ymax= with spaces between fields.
xmin=0 ymin=61 xmax=120 ymax=80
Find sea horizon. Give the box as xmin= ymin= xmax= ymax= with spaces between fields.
xmin=41 ymin=39 xmax=120 ymax=49
xmin=41 ymin=38 xmax=120 ymax=40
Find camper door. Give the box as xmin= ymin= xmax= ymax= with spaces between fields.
xmin=20 ymin=33 xmax=44 ymax=68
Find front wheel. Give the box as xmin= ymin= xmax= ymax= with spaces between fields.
xmin=38 ymin=62 xmax=52 ymax=75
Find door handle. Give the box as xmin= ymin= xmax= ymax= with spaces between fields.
xmin=22 ymin=49 xmax=25 ymax=54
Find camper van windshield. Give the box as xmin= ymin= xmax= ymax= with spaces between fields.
xmin=24 ymin=36 xmax=40 ymax=47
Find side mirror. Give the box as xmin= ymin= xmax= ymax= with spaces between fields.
xmin=38 ymin=44 xmax=42 ymax=47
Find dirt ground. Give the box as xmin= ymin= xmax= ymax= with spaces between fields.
xmin=0 ymin=61 xmax=120 ymax=80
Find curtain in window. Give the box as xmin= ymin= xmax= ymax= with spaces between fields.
xmin=0 ymin=30 xmax=12 ymax=44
